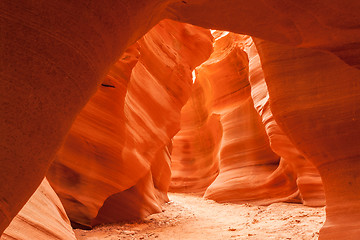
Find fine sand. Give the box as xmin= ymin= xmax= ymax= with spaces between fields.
xmin=75 ymin=193 xmax=325 ymax=240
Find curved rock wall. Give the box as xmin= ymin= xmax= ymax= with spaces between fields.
xmin=47 ymin=44 xmax=140 ymax=228
xmin=170 ymin=32 xmax=302 ymax=204
xmin=202 ymin=33 xmax=300 ymax=204
xmin=1 ymin=179 xmax=75 ymax=240
xmin=166 ymin=2 xmax=360 ymax=236
xmin=254 ymin=38 xmax=360 ymax=239
xmin=169 ymin=77 xmax=223 ymax=195
xmin=0 ymin=0 xmax=174 ymax=232
xmin=167 ymin=0 xmax=360 ymax=68
xmin=244 ymin=36 xmax=325 ymax=207
xmin=47 ymin=19 xmax=213 ymax=228
xmin=2 ymin=1 xmax=360 ymax=239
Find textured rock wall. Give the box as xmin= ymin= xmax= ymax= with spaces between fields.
xmin=0 ymin=0 xmax=174 ymax=232
xmin=47 ymin=44 xmax=140 ymax=228
xmin=1 ymin=1 xmax=360 ymax=239
xmin=166 ymin=2 xmax=360 ymax=237
xmin=47 ymin=20 xmax=213 ymax=228
xmin=201 ymin=33 xmax=300 ymax=204
xmin=1 ymin=179 xmax=75 ymax=240
xmin=170 ymin=32 xmax=302 ymax=204
xmin=254 ymin=38 xmax=360 ymax=239
xmin=244 ymin=36 xmax=325 ymax=207
xmin=169 ymin=77 xmax=223 ymax=195
xmin=167 ymin=0 xmax=360 ymax=67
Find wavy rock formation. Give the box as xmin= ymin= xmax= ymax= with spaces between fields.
xmin=170 ymin=32 xmax=324 ymax=206
xmin=1 ymin=179 xmax=75 ymax=240
xmin=202 ymin=41 xmax=300 ymax=201
xmin=47 ymin=44 xmax=140 ymax=228
xmin=254 ymin=38 xmax=360 ymax=239
xmin=244 ymin=36 xmax=325 ymax=207
xmin=47 ymin=20 xmax=213 ymax=228
xmin=0 ymin=1 xmax=175 ymax=232
xmin=169 ymin=77 xmax=223 ymax=195
xmin=1 ymin=1 xmax=360 ymax=239
xmin=170 ymin=32 xmax=300 ymax=204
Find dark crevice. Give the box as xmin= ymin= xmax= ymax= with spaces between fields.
xmin=101 ymin=84 xmax=116 ymax=88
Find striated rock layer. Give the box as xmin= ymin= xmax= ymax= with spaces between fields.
xmin=1 ymin=179 xmax=76 ymax=240
xmin=254 ymin=38 xmax=360 ymax=239
xmin=170 ymin=32 xmax=302 ymax=204
xmin=169 ymin=76 xmax=223 ymax=195
xmin=1 ymin=1 xmax=360 ymax=239
xmin=0 ymin=0 xmax=176 ymax=233
xmin=167 ymin=0 xmax=360 ymax=68
xmin=47 ymin=43 xmax=140 ymax=228
xmin=201 ymin=33 xmax=299 ymax=204
xmin=244 ymin=36 xmax=325 ymax=207
xmin=165 ymin=8 xmax=360 ymax=237
xmin=47 ymin=20 xmax=213 ymax=228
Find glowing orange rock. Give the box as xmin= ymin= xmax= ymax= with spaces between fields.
xmin=202 ymin=33 xmax=298 ymax=204
xmin=242 ymin=36 xmax=326 ymax=207
xmin=47 ymin=20 xmax=213 ymax=228
xmin=170 ymin=32 xmax=300 ymax=204
xmin=169 ymin=77 xmax=223 ymax=194
xmin=1 ymin=179 xmax=75 ymax=240
xmin=167 ymin=0 xmax=360 ymax=68
xmin=0 ymin=0 xmax=173 ymax=233
xmin=47 ymin=44 xmax=140 ymax=228
xmin=2 ymin=1 xmax=360 ymax=239
xmin=254 ymin=38 xmax=360 ymax=239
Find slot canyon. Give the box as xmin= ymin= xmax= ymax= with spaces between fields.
xmin=1 ymin=1 xmax=360 ymax=239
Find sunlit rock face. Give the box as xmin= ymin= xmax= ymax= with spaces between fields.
xmin=1 ymin=179 xmax=76 ymax=240
xmin=170 ymin=32 xmax=303 ymax=204
xmin=244 ymin=36 xmax=325 ymax=207
xmin=254 ymin=38 xmax=360 ymax=239
xmin=47 ymin=20 xmax=213 ymax=228
xmin=201 ymin=33 xmax=300 ymax=204
xmin=170 ymin=31 xmax=324 ymax=207
xmin=0 ymin=1 xmax=178 ymax=234
xmin=169 ymin=77 xmax=223 ymax=195
xmin=46 ymin=44 xmax=140 ymax=228
xmin=2 ymin=1 xmax=360 ymax=239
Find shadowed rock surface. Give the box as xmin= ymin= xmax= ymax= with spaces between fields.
xmin=1 ymin=1 xmax=360 ymax=239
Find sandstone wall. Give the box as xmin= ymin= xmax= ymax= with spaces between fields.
xmin=47 ymin=20 xmax=213 ymax=228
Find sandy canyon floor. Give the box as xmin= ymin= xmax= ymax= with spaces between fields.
xmin=75 ymin=193 xmax=325 ymax=240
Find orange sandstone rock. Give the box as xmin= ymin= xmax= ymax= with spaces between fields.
xmin=92 ymin=172 xmax=163 ymax=226
xmin=47 ymin=44 xmax=141 ymax=228
xmin=243 ymin=36 xmax=325 ymax=207
xmin=0 ymin=0 xmax=172 ymax=233
xmin=48 ymin=20 xmax=213 ymax=228
xmin=170 ymin=32 xmax=300 ymax=204
xmin=169 ymin=78 xmax=223 ymax=194
xmin=254 ymin=38 xmax=360 ymax=239
xmin=1 ymin=179 xmax=75 ymax=240
xmin=204 ymin=33 xmax=299 ymax=204
xmin=167 ymin=0 xmax=360 ymax=67
xmin=1 ymin=1 xmax=360 ymax=239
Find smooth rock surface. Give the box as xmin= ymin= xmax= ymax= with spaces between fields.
xmin=47 ymin=20 xmax=213 ymax=228
xmin=171 ymin=32 xmax=301 ymax=204
xmin=243 ymin=36 xmax=325 ymax=207
xmin=1 ymin=179 xmax=76 ymax=240
xmin=255 ymin=38 xmax=360 ymax=239
xmin=169 ymin=75 xmax=222 ymax=195
xmin=1 ymin=1 xmax=360 ymax=239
